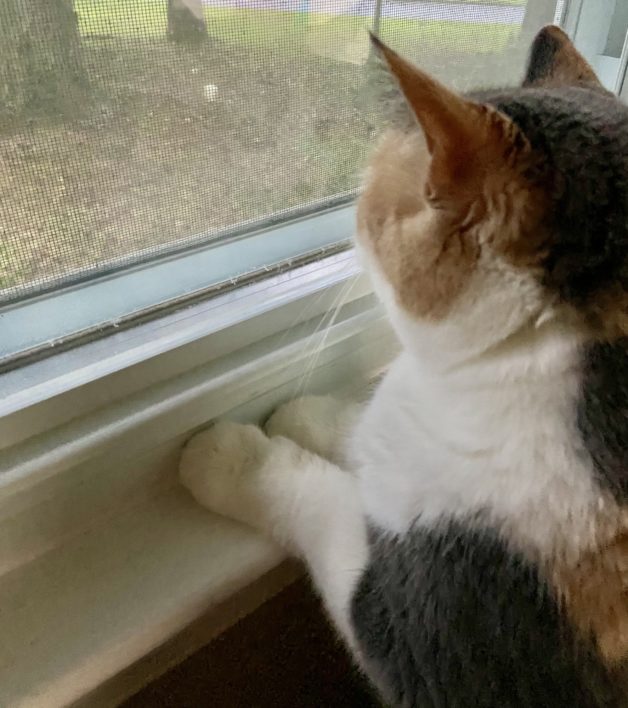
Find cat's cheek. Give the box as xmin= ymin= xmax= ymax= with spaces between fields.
xmin=353 ymin=235 xmax=404 ymax=328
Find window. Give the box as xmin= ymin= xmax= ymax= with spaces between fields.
xmin=6 ymin=4 xmax=615 ymax=704
xmin=0 ymin=0 xmax=562 ymax=370
xmin=561 ymin=0 xmax=628 ymax=93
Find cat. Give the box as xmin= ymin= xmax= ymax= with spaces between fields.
xmin=180 ymin=25 xmax=628 ymax=707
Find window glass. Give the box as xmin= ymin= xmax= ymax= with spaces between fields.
xmin=1 ymin=0 xmax=549 ymax=305
xmin=566 ymin=0 xmax=628 ymax=92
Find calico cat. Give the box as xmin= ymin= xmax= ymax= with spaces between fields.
xmin=180 ymin=25 xmax=628 ymax=707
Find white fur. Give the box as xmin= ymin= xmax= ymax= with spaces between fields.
xmin=180 ymin=411 xmax=368 ymax=648
xmin=351 ymin=237 xmax=608 ymax=560
xmin=351 ymin=348 xmax=603 ymax=560
xmin=265 ymin=395 xmax=361 ymax=467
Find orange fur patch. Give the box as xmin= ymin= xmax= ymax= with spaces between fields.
xmin=553 ymin=529 xmax=628 ymax=665
xmin=357 ymin=122 xmax=548 ymax=320
xmin=358 ymin=39 xmax=551 ymax=320
xmin=357 ymin=131 xmax=480 ymax=319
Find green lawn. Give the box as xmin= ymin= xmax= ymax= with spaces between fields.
xmin=206 ymin=10 xmax=516 ymax=55
xmin=76 ymin=0 xmax=519 ymax=57
xmin=76 ymin=0 xmax=167 ymax=38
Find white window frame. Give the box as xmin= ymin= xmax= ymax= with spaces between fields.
xmin=0 ymin=198 xmax=356 ymax=368
xmin=0 ymin=207 xmax=397 ymax=705
xmin=560 ymin=0 xmax=628 ymax=94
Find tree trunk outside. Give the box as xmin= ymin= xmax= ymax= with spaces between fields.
xmin=168 ymin=0 xmax=208 ymax=45
xmin=520 ymin=0 xmax=557 ymax=40
xmin=0 ymin=0 xmax=88 ymax=127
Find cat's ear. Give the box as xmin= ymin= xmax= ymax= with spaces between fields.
xmin=369 ymin=34 xmax=522 ymax=206
xmin=523 ymin=25 xmax=603 ymax=89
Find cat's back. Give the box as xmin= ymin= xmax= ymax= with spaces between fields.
xmin=348 ymin=340 xmax=628 ymax=707
xmin=351 ymin=519 xmax=627 ymax=708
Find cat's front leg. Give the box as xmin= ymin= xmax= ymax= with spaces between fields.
xmin=179 ymin=420 xmax=368 ymax=646
xmin=265 ymin=395 xmax=361 ymax=465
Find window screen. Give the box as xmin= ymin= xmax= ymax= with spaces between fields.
xmin=1 ymin=0 xmax=549 ymax=303
xmin=565 ymin=0 xmax=628 ymax=93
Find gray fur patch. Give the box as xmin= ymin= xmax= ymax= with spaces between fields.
xmin=477 ymin=86 xmax=628 ymax=309
xmin=578 ymin=340 xmax=628 ymax=502
xmin=351 ymin=520 xmax=623 ymax=707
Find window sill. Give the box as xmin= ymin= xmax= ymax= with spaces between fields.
xmin=4 ymin=485 xmax=292 ymax=708
xmin=0 ymin=202 xmax=355 ymax=368
xmin=2 ymin=248 xmax=366 ymax=451
xmin=0 ymin=248 xmax=397 ymax=706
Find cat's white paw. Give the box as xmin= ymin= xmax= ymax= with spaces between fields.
xmin=179 ymin=421 xmax=270 ymax=520
xmin=265 ymin=395 xmax=359 ymax=462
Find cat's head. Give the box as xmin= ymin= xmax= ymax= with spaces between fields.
xmin=357 ymin=26 xmax=628 ymax=363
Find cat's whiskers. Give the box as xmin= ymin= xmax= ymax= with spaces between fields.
xmin=295 ymin=277 xmax=358 ymax=398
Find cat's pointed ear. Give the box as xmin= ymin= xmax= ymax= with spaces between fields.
xmin=523 ymin=25 xmax=603 ymax=89
xmin=369 ymin=34 xmax=519 ymax=204
xmin=369 ymin=32 xmax=481 ymax=156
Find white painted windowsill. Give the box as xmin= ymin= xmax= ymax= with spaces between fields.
xmin=0 ymin=247 xmax=396 ymax=707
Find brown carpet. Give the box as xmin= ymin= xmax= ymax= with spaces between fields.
xmin=122 ymin=578 xmax=380 ymax=708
